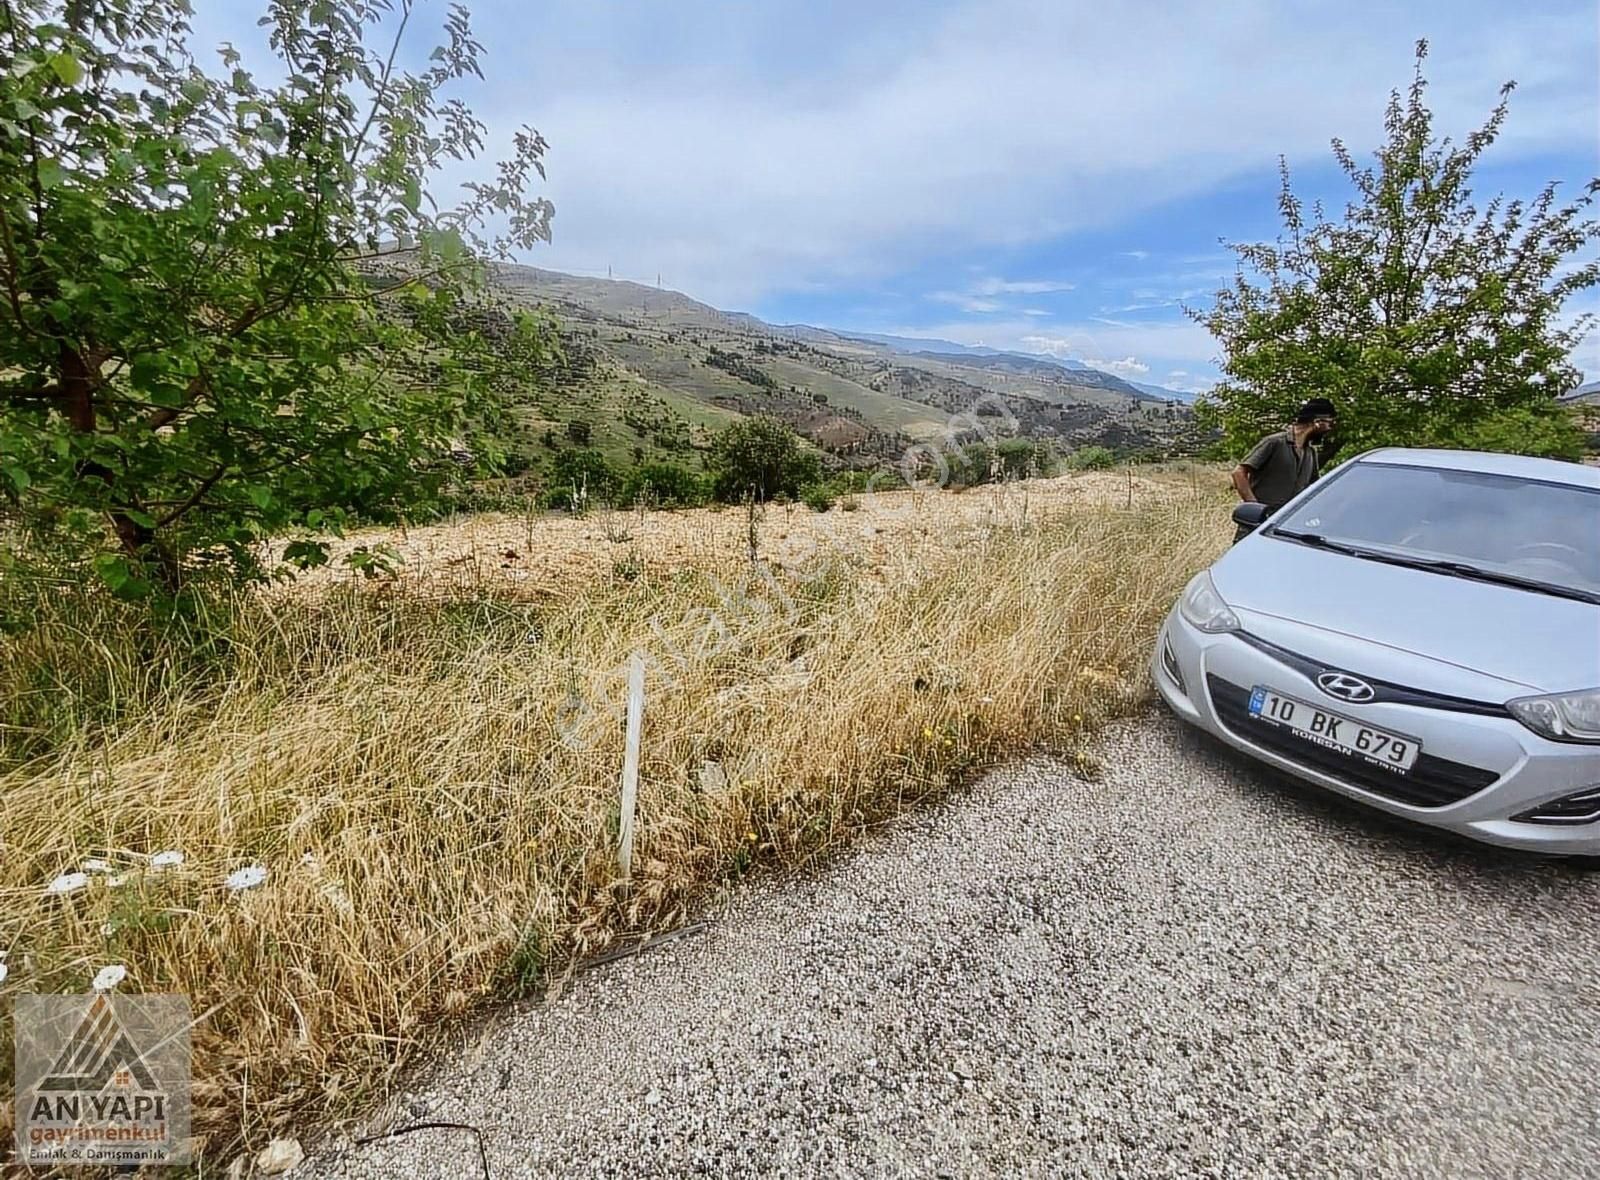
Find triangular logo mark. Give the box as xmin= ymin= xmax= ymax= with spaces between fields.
xmin=38 ymin=995 xmax=157 ymax=1092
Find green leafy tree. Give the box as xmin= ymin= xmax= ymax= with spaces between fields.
xmin=953 ymin=442 xmax=993 ymax=487
xmin=0 ymin=0 xmax=554 ymax=594
xmin=1435 ymin=401 xmax=1586 ymax=461
xmin=621 ymin=462 xmax=706 ymax=508
xmin=708 ymin=416 xmax=821 ymax=503
xmin=1195 ymin=42 xmax=1599 ymax=462
xmin=546 ymin=448 xmax=614 ymax=509
xmin=994 ymin=437 xmax=1045 ymax=479
xmin=1064 ymin=445 xmax=1116 ymax=471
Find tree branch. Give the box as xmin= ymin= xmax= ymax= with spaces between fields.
xmin=155 ymin=462 xmax=229 ymax=528
xmin=349 ymin=0 xmax=414 ymax=169
xmin=144 ymin=302 xmax=275 ymax=431
xmin=0 ymin=198 xmax=45 ymax=338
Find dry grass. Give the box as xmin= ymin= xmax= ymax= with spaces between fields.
xmin=0 ymin=467 xmax=1230 ymax=1164
xmin=293 ymin=468 xmax=1199 ymax=595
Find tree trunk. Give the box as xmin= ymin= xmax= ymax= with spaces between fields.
xmin=59 ymin=341 xmax=181 ymax=589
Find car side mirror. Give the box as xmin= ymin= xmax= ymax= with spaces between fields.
xmin=1231 ymin=502 xmax=1270 ymax=531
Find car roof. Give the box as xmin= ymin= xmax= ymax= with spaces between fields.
xmin=1353 ymin=447 xmax=1600 ymax=489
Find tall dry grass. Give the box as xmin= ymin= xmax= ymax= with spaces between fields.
xmin=0 ymin=482 xmax=1228 ymax=1162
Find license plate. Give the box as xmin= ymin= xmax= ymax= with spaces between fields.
xmin=1247 ymin=686 xmax=1420 ymax=773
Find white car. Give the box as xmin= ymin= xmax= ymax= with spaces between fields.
xmin=1153 ymin=448 xmax=1600 ymax=857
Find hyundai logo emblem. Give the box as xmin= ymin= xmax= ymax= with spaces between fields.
xmin=1317 ymin=672 xmax=1376 ymax=703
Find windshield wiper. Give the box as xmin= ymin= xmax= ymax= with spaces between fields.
xmin=1269 ymin=529 xmax=1366 ymax=557
xmin=1272 ymin=530 xmax=1600 ymax=604
xmin=1358 ymin=555 xmax=1600 ymax=605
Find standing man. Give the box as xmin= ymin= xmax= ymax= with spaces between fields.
xmin=1231 ymin=397 xmax=1338 ymax=540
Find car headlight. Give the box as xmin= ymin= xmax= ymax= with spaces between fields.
xmin=1507 ymin=688 xmax=1600 ymax=744
xmin=1178 ymin=571 xmax=1240 ymax=634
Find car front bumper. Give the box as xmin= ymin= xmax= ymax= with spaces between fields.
xmin=1151 ymin=608 xmax=1600 ymax=856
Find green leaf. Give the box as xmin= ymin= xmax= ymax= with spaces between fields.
xmin=3 ymin=465 xmax=29 ymax=492
xmin=424 ymin=227 xmax=464 ymax=262
xmin=47 ymin=52 xmax=82 ymax=87
xmin=94 ymin=554 xmax=129 ymax=591
xmin=243 ymin=484 xmax=273 ymax=510
xmin=400 ymin=176 xmax=421 ymax=215
xmin=131 ymin=354 xmax=164 ymax=389
xmin=282 ymin=540 xmax=330 ymax=570
xmin=12 ymin=97 xmax=40 ymax=121
xmin=37 ymin=159 xmax=65 ymax=189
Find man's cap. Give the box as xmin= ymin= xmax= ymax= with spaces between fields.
xmin=1294 ymin=397 xmax=1338 ymax=423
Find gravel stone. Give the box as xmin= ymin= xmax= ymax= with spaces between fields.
xmin=298 ymin=715 xmax=1600 ymax=1178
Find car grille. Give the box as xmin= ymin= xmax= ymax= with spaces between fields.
xmin=1206 ymin=676 xmax=1500 ymax=808
xmin=1232 ymin=631 xmax=1510 ymax=716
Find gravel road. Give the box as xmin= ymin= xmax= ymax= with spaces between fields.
xmin=298 ymin=715 xmax=1600 ymax=1179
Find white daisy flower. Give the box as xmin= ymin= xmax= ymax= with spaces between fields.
xmin=91 ymin=964 xmax=127 ymax=992
xmin=149 ymin=850 xmax=184 ymax=870
xmin=224 ymin=864 xmax=268 ymax=891
xmin=100 ymin=921 xmax=117 ymax=937
xmin=45 ymin=872 xmax=89 ymax=895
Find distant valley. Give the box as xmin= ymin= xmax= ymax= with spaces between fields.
xmin=487 ymin=265 xmax=1204 ymax=477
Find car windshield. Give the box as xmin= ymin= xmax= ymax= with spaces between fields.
xmin=1268 ymin=461 xmax=1600 ymax=599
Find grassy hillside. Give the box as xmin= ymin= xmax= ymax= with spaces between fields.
xmin=481 ymin=265 xmax=1198 ymax=482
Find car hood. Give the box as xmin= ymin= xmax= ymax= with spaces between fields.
xmin=1213 ymin=537 xmax=1600 ymax=694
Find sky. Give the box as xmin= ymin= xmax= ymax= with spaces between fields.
xmin=196 ymin=0 xmax=1600 ymax=393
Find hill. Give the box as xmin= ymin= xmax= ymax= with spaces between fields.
xmin=482 ymin=265 xmax=1199 ymax=478
xmin=800 ymin=327 xmax=1198 ymax=402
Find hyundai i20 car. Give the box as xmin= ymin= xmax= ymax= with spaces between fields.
xmin=1152 ymin=448 xmax=1600 ymax=856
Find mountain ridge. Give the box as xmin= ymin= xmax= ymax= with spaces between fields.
xmin=476 ymin=262 xmax=1200 ymax=476
xmin=786 ymin=327 xmax=1197 ymax=402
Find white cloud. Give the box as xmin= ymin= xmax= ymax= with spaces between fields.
xmin=196 ymin=1 xmax=1598 ymax=315
xmin=486 ymin=1 xmax=1595 ymax=304
xmin=928 ymin=291 xmax=1003 ymax=313
xmin=1021 ymin=337 xmax=1151 ymax=377
xmin=1121 ymin=250 xmax=1151 ymax=261
xmin=928 ymin=276 xmax=1075 ymax=314
xmin=1163 ymin=369 xmax=1214 ymax=394
xmin=973 ymin=276 xmax=1076 ymax=295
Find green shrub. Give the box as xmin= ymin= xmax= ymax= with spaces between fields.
xmin=953 ymin=443 xmax=994 ymax=487
xmin=800 ymin=484 xmax=836 ymax=513
xmin=544 ymin=449 xmax=616 ymax=510
xmin=623 ymin=463 xmax=709 ymax=508
xmin=827 ymin=468 xmax=906 ymax=495
xmin=1431 ymin=403 xmax=1587 ymax=462
xmin=1065 ymin=445 xmax=1117 ymax=471
xmin=708 ymin=417 xmax=823 ymax=503
xmin=996 ymin=438 xmax=1048 ymax=479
